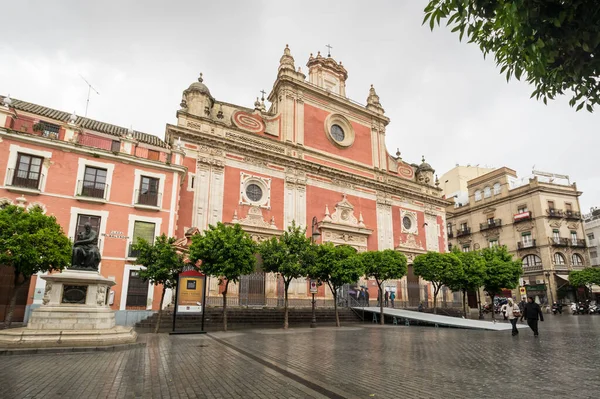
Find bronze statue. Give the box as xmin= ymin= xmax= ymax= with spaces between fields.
xmin=72 ymin=223 xmax=101 ymax=270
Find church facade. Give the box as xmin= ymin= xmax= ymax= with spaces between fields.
xmin=169 ymin=46 xmax=450 ymax=305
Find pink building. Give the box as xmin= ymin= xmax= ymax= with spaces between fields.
xmin=0 ymin=96 xmax=186 ymax=324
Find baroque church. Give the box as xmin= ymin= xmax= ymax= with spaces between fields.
xmin=169 ymin=45 xmax=450 ymax=304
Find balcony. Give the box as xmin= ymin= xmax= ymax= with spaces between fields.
xmin=5 ymin=168 xmax=44 ymax=195
xmin=76 ymin=180 xmax=108 ymax=202
xmin=547 ymin=208 xmax=564 ymax=218
xmin=128 ymin=243 xmax=140 ymax=258
xmin=570 ymin=239 xmax=587 ymax=248
xmin=480 ymin=219 xmax=501 ymax=231
xmin=513 ymin=211 xmax=532 ymax=223
xmin=549 ymin=237 xmax=569 ymax=246
xmin=517 ymin=240 xmax=537 ymax=250
xmin=447 ymin=231 xmax=454 ymax=238
xmin=456 ymin=227 xmax=471 ymax=237
xmin=565 ymin=210 xmax=581 ymax=220
xmin=553 ymin=263 xmax=569 ymax=272
xmin=522 ymin=263 xmax=543 ymax=273
xmin=134 ymin=189 xmax=161 ymax=210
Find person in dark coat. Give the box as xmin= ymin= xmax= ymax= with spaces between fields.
xmin=521 ymin=296 xmax=544 ymax=337
xmin=384 ymin=290 xmax=389 ymax=307
xmin=365 ymin=289 xmax=370 ymax=307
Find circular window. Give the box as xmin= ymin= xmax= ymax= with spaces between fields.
xmin=402 ymin=216 xmax=412 ymax=230
xmin=330 ymin=124 xmax=345 ymax=142
xmin=245 ymin=183 xmax=263 ymax=202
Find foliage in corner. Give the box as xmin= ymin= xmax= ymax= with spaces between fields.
xmin=413 ymin=251 xmax=463 ymax=313
xmin=424 ymin=0 xmax=600 ymax=112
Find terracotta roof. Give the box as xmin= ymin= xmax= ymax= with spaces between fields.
xmin=1 ymin=96 xmax=168 ymax=148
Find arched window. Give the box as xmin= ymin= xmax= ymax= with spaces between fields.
xmin=554 ymin=252 xmax=566 ymax=265
xmin=493 ymin=183 xmax=501 ymax=195
xmin=483 ymin=187 xmax=491 ymax=198
xmin=474 ymin=190 xmax=482 ymax=201
xmin=572 ymin=254 xmax=583 ymax=266
xmin=522 ymin=254 xmax=542 ymax=270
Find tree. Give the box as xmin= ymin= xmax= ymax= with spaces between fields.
xmin=259 ymin=222 xmax=313 ymax=329
xmin=424 ymin=1 xmax=600 ymax=112
xmin=413 ymin=251 xmax=462 ymax=314
xmin=188 ymin=222 xmax=256 ymax=331
xmin=569 ymin=268 xmax=600 ymax=300
xmin=0 ymin=205 xmax=71 ymax=328
xmin=361 ymin=249 xmax=408 ymax=325
xmin=481 ymin=246 xmax=522 ymax=319
xmin=447 ymin=249 xmax=486 ymax=318
xmin=132 ymin=234 xmax=186 ymax=333
xmin=309 ymin=244 xmax=363 ymax=327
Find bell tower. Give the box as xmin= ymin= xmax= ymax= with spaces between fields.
xmin=306 ymin=51 xmax=348 ymax=97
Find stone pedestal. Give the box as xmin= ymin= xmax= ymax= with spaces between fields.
xmin=0 ymin=270 xmax=138 ymax=348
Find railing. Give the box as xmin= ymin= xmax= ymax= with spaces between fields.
xmin=549 ymin=237 xmax=569 ymax=246
xmin=447 ymin=231 xmax=454 ymax=238
xmin=6 ymin=168 xmax=44 ymax=190
xmin=571 ymin=263 xmax=585 ymax=270
xmin=480 ymin=219 xmax=501 ymax=231
xmin=128 ymin=243 xmax=140 ymax=258
xmin=522 ymin=263 xmax=543 ymax=273
xmin=547 ymin=208 xmax=564 ymax=218
xmin=565 ymin=210 xmax=581 ymax=220
xmin=554 ymin=264 xmax=569 ymax=272
xmin=513 ymin=211 xmax=532 ymax=223
xmin=135 ymin=190 xmax=161 ymax=207
xmin=76 ymin=180 xmax=108 ymax=200
xmin=456 ymin=227 xmax=471 ymax=237
xmin=517 ymin=240 xmax=537 ymax=249
xmin=570 ymin=239 xmax=586 ymax=248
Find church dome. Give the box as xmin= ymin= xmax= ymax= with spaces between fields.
xmin=418 ymin=156 xmax=434 ymax=172
xmin=187 ymin=73 xmax=213 ymax=99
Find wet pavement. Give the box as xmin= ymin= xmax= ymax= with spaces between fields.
xmin=0 ymin=314 xmax=599 ymax=398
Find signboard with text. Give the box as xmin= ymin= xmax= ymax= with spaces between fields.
xmin=309 ymin=279 xmax=318 ymax=294
xmin=177 ymin=270 xmax=205 ymax=313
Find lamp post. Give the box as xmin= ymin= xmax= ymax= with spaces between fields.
xmin=310 ymin=216 xmax=321 ymax=328
xmin=545 ymin=271 xmax=555 ymax=305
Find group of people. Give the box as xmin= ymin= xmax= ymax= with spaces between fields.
xmin=503 ymin=297 xmax=544 ymax=337
xmin=355 ymin=288 xmax=396 ymax=308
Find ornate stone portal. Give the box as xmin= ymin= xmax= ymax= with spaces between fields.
xmin=0 ymin=271 xmax=137 ymax=348
xmin=318 ymin=194 xmax=373 ymax=252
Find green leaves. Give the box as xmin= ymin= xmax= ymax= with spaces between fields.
xmin=362 ymin=249 xmax=407 ymax=283
xmin=188 ymin=222 xmax=256 ymax=284
xmin=309 ymin=243 xmax=363 ymax=295
xmin=569 ymin=268 xmax=600 ymax=288
xmin=133 ymin=234 xmax=185 ymax=289
xmin=0 ymin=205 xmax=71 ymax=279
xmin=413 ymin=251 xmax=462 ymax=292
xmin=480 ymin=246 xmax=522 ymax=297
xmin=424 ymin=0 xmax=600 ymax=111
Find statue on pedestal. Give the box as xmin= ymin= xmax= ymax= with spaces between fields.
xmin=71 ymin=223 xmax=101 ymax=271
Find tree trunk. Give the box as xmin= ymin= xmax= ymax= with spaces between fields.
xmin=3 ymin=274 xmax=29 ymax=329
xmin=378 ymin=281 xmax=384 ymax=325
xmin=490 ymin=293 xmax=495 ymax=320
xmin=433 ymin=285 xmax=439 ymax=314
xmin=284 ymin=279 xmax=290 ymax=330
xmin=222 ymin=280 xmax=229 ymax=332
xmin=462 ymin=290 xmax=467 ymax=319
xmin=333 ymin=291 xmax=340 ymax=327
xmin=154 ymin=286 xmax=166 ymax=334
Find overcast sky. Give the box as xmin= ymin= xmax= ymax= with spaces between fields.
xmin=2 ymin=1 xmax=598 ymax=211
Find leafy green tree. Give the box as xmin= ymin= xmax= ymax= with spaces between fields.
xmin=569 ymin=267 xmax=600 ymax=300
xmin=424 ymin=1 xmax=600 ymax=112
xmin=481 ymin=246 xmax=522 ymax=319
xmin=447 ymin=249 xmax=486 ymax=318
xmin=361 ymin=249 xmax=408 ymax=325
xmin=0 ymin=205 xmax=71 ymax=328
xmin=259 ymin=222 xmax=313 ymax=329
xmin=188 ymin=222 xmax=256 ymax=331
xmin=413 ymin=251 xmax=462 ymax=314
xmin=133 ymin=234 xmax=186 ymax=333
xmin=309 ymin=243 xmax=363 ymax=327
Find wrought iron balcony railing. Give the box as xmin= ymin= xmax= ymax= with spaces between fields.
xmin=76 ymin=180 xmax=108 ymax=200
xmin=6 ymin=168 xmax=44 ymax=191
xmin=547 ymin=208 xmax=564 ymax=218
xmin=480 ymin=219 xmax=501 ymax=231
xmin=517 ymin=240 xmax=537 ymax=250
xmin=456 ymin=227 xmax=471 ymax=237
xmin=134 ymin=189 xmax=161 ymax=207
xmin=549 ymin=237 xmax=569 ymax=246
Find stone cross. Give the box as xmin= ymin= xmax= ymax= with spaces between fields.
xmin=326 ymin=44 xmax=333 ymax=57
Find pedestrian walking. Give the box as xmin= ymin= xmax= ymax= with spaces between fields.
xmin=390 ymin=291 xmax=396 ymax=308
xmin=521 ymin=296 xmax=544 ymax=337
xmin=359 ymin=289 xmax=365 ymax=306
xmin=384 ymin=290 xmax=389 ymax=307
xmin=506 ymin=298 xmax=520 ymax=336
xmin=364 ymin=289 xmax=370 ymax=307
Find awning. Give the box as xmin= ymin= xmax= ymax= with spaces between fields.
xmin=592 ymin=285 xmax=600 ymax=293
xmin=555 ymin=274 xmax=570 ymax=282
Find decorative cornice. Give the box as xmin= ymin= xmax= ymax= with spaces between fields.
xmin=166 ymin=124 xmax=450 ymax=208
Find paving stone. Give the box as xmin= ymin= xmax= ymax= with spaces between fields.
xmin=0 ymin=315 xmax=598 ymax=398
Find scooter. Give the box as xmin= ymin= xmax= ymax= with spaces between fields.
xmin=551 ymin=302 xmax=562 ymax=315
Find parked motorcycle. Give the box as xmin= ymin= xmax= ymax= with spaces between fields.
xmin=551 ymin=302 xmax=562 ymax=315
xmin=572 ymin=302 xmax=589 ymax=315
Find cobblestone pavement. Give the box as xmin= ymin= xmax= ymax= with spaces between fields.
xmin=1 ymin=315 xmax=599 ymax=399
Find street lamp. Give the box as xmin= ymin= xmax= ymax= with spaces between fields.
xmin=310 ymin=216 xmax=321 ymax=328
xmin=545 ymin=271 xmax=555 ymax=305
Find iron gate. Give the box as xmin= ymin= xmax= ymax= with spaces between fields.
xmin=239 ymin=271 xmax=266 ymax=306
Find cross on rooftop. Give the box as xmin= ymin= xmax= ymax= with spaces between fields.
xmin=326 ymin=44 xmax=333 ymax=57
xmin=260 ymin=89 xmax=266 ymax=100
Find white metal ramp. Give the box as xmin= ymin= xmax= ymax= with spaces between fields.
xmin=354 ymin=307 xmax=528 ymax=331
